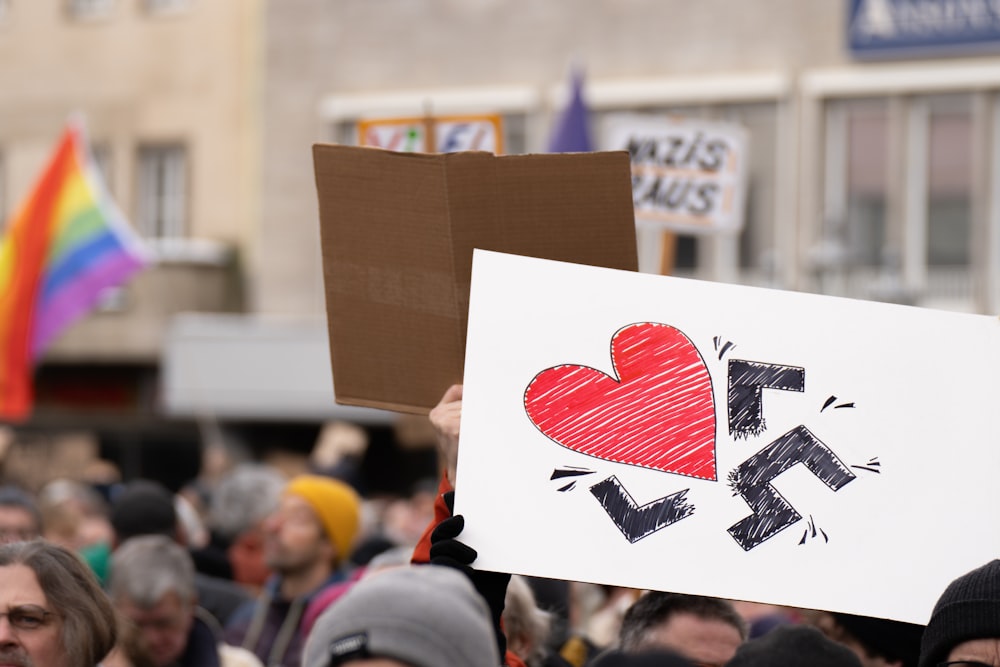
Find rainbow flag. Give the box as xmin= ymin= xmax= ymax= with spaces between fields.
xmin=0 ymin=119 xmax=149 ymax=421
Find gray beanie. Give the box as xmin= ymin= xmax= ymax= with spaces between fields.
xmin=919 ymin=559 xmax=1000 ymax=667
xmin=302 ymin=564 xmax=500 ymax=667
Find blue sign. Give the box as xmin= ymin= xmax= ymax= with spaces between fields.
xmin=848 ymin=0 xmax=1000 ymax=58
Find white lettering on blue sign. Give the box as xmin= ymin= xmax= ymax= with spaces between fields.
xmin=849 ymin=0 xmax=1000 ymax=57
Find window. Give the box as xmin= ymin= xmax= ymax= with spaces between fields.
xmin=137 ymin=144 xmax=186 ymax=238
xmin=90 ymin=143 xmax=112 ymax=193
xmin=67 ymin=0 xmax=114 ymax=20
xmin=820 ymin=99 xmax=895 ymax=301
xmin=0 ymin=0 xmax=10 ymax=26
xmin=926 ymin=98 xmax=972 ymax=268
xmin=924 ymin=95 xmax=974 ymax=308
xmin=143 ymin=0 xmax=190 ymax=16
xmin=819 ymin=92 xmax=978 ymax=310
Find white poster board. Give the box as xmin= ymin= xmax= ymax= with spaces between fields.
xmin=455 ymin=250 xmax=1000 ymax=624
xmin=603 ymin=114 xmax=748 ymax=234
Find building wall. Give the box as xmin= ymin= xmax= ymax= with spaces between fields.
xmin=256 ymin=0 xmax=851 ymax=315
xmin=0 ymin=0 xmax=261 ymax=357
xmin=0 ymin=0 xmax=260 ymax=247
xmin=3 ymin=1 xmax=1000 ymax=423
xmin=260 ymin=0 xmax=1000 ymax=316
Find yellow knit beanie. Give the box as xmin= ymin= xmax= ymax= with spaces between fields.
xmin=285 ymin=475 xmax=361 ymax=563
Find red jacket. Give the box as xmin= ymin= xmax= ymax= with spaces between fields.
xmin=412 ymin=476 xmax=527 ymax=667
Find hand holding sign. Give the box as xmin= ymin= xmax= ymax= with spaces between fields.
xmin=430 ymin=384 xmax=463 ymax=485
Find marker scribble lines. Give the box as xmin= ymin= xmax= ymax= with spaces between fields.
xmin=713 ymin=336 xmax=737 ymax=360
xmin=728 ymin=360 xmax=805 ymax=439
xmin=727 ymin=425 xmax=856 ymax=551
xmin=550 ymin=467 xmax=596 ymax=480
xmin=851 ymin=457 xmax=881 ymax=474
xmin=590 ymin=475 xmax=695 ymax=543
xmin=822 ymin=396 xmax=857 ymax=412
xmin=525 ymin=322 xmax=717 ymax=481
xmin=798 ymin=515 xmax=829 ymax=545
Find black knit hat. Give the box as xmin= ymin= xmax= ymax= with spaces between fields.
xmin=726 ymin=625 xmax=862 ymax=667
xmin=109 ymin=479 xmax=176 ymax=543
xmin=919 ymin=559 xmax=1000 ymax=667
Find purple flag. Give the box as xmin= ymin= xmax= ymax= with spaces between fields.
xmin=547 ymin=70 xmax=593 ymax=153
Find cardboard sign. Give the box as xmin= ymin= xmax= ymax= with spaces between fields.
xmin=456 ymin=250 xmax=1000 ymax=624
xmin=603 ymin=114 xmax=748 ymax=234
xmin=357 ymin=115 xmax=503 ymax=153
xmin=312 ymin=146 xmax=638 ymax=414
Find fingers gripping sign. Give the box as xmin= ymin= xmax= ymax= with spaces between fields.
xmin=430 ymin=384 xmax=463 ymax=485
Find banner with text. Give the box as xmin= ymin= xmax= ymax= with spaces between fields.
xmin=603 ymin=114 xmax=748 ymax=234
xmin=357 ymin=115 xmax=503 ymax=154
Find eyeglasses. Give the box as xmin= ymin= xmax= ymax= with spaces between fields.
xmin=0 ymin=605 xmax=54 ymax=631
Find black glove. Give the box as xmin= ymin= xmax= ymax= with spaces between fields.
xmin=429 ymin=491 xmax=511 ymax=662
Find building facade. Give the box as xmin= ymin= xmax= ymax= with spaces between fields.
xmin=2 ymin=0 xmax=1000 ymax=474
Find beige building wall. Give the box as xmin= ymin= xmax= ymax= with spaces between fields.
xmin=0 ymin=0 xmax=262 ymax=358
xmin=0 ymin=0 xmax=260 ymax=250
xmin=260 ymin=0 xmax=1000 ymax=317
xmin=255 ymin=0 xmax=848 ymax=315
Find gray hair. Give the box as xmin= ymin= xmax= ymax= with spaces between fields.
xmin=110 ymin=535 xmax=196 ymax=607
xmin=619 ymin=592 xmax=748 ymax=651
xmin=209 ymin=464 xmax=285 ymax=542
xmin=503 ymin=575 xmax=552 ymax=667
xmin=0 ymin=540 xmax=118 ymax=667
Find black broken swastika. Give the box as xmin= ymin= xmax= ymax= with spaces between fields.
xmin=727 ymin=425 xmax=856 ymax=551
xmin=728 ymin=359 xmax=804 ymax=439
xmin=564 ymin=346 xmax=864 ymax=551
xmin=590 ymin=476 xmax=694 ymax=543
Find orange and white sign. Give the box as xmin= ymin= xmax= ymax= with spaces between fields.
xmin=358 ymin=115 xmax=503 ymax=154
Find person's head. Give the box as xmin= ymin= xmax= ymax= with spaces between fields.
xmin=263 ymin=474 xmax=360 ymax=576
xmin=109 ymin=536 xmax=198 ymax=667
xmin=302 ymin=564 xmax=499 ymax=667
xmin=109 ymin=480 xmax=178 ymax=547
xmin=0 ymin=486 xmax=42 ymax=544
xmin=590 ymin=648 xmax=694 ymax=667
xmin=919 ymin=559 xmax=1000 ymax=667
xmin=728 ymin=624 xmax=863 ymax=667
xmin=37 ymin=478 xmax=110 ymax=549
xmin=817 ymin=612 xmax=923 ymax=667
xmin=0 ymin=539 xmax=118 ymax=667
xmin=619 ymin=592 xmax=746 ymax=666
xmin=503 ymin=574 xmax=553 ymax=667
xmin=210 ymin=464 xmax=285 ymax=587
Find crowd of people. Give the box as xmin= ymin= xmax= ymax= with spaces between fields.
xmin=0 ymin=384 xmax=995 ymax=667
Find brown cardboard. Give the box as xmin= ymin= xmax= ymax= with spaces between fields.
xmin=313 ymin=144 xmax=638 ymax=414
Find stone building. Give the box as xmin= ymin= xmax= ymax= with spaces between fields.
xmin=2 ymin=0 xmax=998 ymax=480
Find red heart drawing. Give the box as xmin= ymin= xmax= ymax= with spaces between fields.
xmin=524 ymin=322 xmax=717 ymax=481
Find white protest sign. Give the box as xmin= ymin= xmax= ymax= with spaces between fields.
xmin=455 ymin=250 xmax=1000 ymax=624
xmin=603 ymin=114 xmax=748 ymax=234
